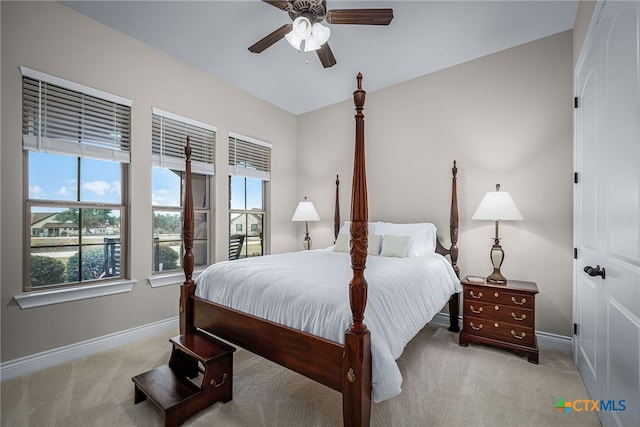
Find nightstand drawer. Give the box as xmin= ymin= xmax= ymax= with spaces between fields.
xmin=463 ymin=300 xmax=534 ymax=327
xmin=464 ymin=284 xmax=534 ymax=310
xmin=463 ymin=316 xmax=535 ymax=347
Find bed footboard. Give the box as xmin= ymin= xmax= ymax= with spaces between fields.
xmin=193 ymin=297 xmax=343 ymax=391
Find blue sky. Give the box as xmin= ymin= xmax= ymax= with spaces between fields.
xmin=30 ymin=152 xmax=263 ymax=211
xmin=230 ymin=175 xmax=262 ymax=210
xmin=29 ymin=152 xmax=121 ymax=204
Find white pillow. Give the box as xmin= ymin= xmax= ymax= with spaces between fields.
xmin=333 ymin=233 xmax=350 ymax=253
xmin=334 ymin=233 xmax=383 ymax=256
xmin=368 ymin=234 xmax=383 ymax=256
xmin=338 ymin=220 xmax=377 ymax=237
xmin=380 ymin=235 xmax=410 ymax=258
xmin=374 ymin=222 xmax=437 ymax=256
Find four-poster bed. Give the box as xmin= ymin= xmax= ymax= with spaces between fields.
xmin=134 ymin=74 xmax=461 ymax=427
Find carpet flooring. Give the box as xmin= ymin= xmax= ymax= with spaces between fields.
xmin=1 ymin=323 xmax=601 ymax=426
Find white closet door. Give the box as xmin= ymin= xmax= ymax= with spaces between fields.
xmin=575 ymin=2 xmax=640 ymax=426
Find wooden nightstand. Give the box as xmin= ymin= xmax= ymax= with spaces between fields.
xmin=459 ymin=276 xmax=539 ymax=364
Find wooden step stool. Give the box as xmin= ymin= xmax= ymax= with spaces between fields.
xmin=132 ymin=331 xmax=236 ymax=427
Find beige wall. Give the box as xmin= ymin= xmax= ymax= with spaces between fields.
xmin=1 ymin=1 xmax=298 ymax=362
xmin=298 ymin=30 xmax=574 ymax=337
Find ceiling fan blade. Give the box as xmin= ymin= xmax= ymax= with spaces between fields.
xmin=263 ymin=0 xmax=290 ymax=11
xmin=248 ymin=24 xmax=292 ymax=53
xmin=325 ymin=9 xmax=394 ymax=25
xmin=316 ymin=43 xmax=337 ymax=68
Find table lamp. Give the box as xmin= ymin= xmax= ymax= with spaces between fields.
xmin=472 ymin=184 xmax=523 ymax=284
xmin=291 ymin=196 xmax=320 ymax=250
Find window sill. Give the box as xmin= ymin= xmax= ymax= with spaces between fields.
xmin=147 ymin=268 xmax=205 ymax=288
xmin=14 ymin=280 xmax=137 ymax=309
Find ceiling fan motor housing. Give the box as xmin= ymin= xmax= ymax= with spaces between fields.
xmin=288 ymin=0 xmax=327 ymax=23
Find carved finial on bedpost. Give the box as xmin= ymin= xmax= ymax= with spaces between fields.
xmin=450 ymin=160 xmax=460 ymax=278
xmin=180 ymin=136 xmax=196 ymax=334
xmin=353 ymin=73 xmax=366 ymax=120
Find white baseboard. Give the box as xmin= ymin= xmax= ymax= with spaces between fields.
xmin=1 ymin=313 xmax=573 ymax=383
xmin=431 ymin=312 xmax=573 ymax=352
xmin=0 ymin=316 xmax=179 ymax=382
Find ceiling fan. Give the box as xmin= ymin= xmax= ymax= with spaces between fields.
xmin=248 ymin=0 xmax=394 ymax=68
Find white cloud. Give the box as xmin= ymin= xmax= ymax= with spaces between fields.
xmin=58 ymin=186 xmax=71 ymax=196
xmin=29 ymin=185 xmax=44 ymax=198
xmin=82 ymin=180 xmax=112 ymax=196
xmin=152 ymin=189 xmax=180 ymax=207
xmin=111 ymin=180 xmax=121 ymax=196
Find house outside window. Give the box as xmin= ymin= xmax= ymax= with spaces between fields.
xmin=228 ymin=132 xmax=271 ymax=259
xmin=152 ymin=109 xmax=215 ymax=273
xmin=22 ymin=67 xmax=131 ymax=290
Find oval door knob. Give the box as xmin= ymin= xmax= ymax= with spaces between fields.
xmin=584 ymin=265 xmax=606 ymax=279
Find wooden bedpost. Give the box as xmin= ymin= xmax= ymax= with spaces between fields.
xmin=449 ymin=160 xmax=459 ymax=278
xmin=342 ymin=73 xmax=372 ymax=427
xmin=334 ymin=175 xmax=341 ymax=241
xmin=448 ymin=160 xmax=461 ymax=332
xmin=180 ymin=137 xmax=196 ymax=335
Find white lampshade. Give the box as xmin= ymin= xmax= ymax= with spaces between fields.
xmin=472 ymin=186 xmax=523 ymax=221
xmin=285 ymin=31 xmax=302 ymax=50
xmin=292 ymin=16 xmax=312 ymax=39
xmin=291 ymin=197 xmax=320 ymax=222
xmin=311 ymin=22 xmax=330 ymax=45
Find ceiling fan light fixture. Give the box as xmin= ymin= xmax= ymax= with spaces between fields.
xmin=292 ymin=16 xmax=312 ymax=39
xmin=286 ymin=18 xmax=328 ymax=52
xmin=303 ymin=36 xmax=322 ymax=52
xmin=285 ymin=30 xmax=303 ymax=51
xmin=311 ymin=22 xmax=330 ymax=45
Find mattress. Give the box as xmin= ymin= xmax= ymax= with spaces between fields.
xmin=195 ymin=248 xmax=461 ymax=402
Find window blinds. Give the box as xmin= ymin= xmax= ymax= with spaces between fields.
xmin=228 ymin=132 xmax=272 ymax=181
xmin=152 ymin=108 xmax=216 ymax=176
xmin=21 ymin=67 xmax=132 ymax=163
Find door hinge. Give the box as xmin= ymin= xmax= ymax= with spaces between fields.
xmin=574 ymin=248 xmax=578 ymax=259
xmin=574 ymin=96 xmax=579 ymax=108
xmin=574 ymin=172 xmax=579 ymax=183
xmin=574 ymin=323 xmax=579 ymax=335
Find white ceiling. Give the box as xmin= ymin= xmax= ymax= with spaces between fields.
xmin=62 ymin=0 xmax=578 ymax=115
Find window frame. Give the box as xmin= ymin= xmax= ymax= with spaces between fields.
xmin=151 ymin=109 xmax=216 ymax=276
xmin=151 ymin=169 xmax=211 ymax=274
xmin=227 ymin=132 xmax=271 ymax=260
xmin=228 ymin=176 xmax=267 ymax=259
xmin=21 ymin=68 xmax=132 ymax=293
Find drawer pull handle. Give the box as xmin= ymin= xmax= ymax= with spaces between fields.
xmin=495 ymin=305 xmax=499 ymax=310
xmin=511 ymin=297 xmax=527 ymax=306
xmin=470 ymin=291 xmax=483 ymax=299
xmin=470 ymin=322 xmax=483 ymax=330
xmin=210 ymin=372 xmax=227 ymax=388
xmin=511 ymin=330 xmax=526 ymax=340
xmin=494 ymin=292 xmax=499 ymax=297
xmin=511 ymin=312 xmax=526 ymax=321
xmin=470 ymin=305 xmax=483 ymax=314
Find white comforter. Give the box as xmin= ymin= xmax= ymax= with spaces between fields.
xmin=195 ymin=248 xmax=461 ymax=402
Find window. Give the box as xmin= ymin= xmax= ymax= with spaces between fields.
xmin=22 ymin=67 xmax=131 ymax=291
xmin=152 ymin=109 xmax=215 ymax=273
xmin=228 ymin=133 xmax=271 ymax=258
